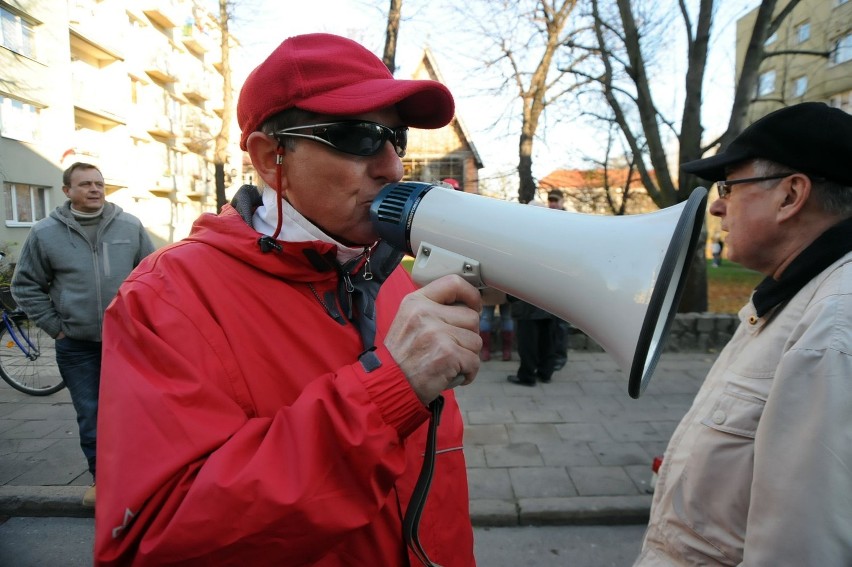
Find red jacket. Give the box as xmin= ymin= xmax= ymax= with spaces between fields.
xmin=94 ymin=202 xmax=475 ymax=566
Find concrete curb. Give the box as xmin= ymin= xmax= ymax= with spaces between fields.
xmin=470 ymin=496 xmax=651 ymax=527
xmin=0 ymin=486 xmax=94 ymax=518
xmin=0 ymin=485 xmax=651 ymax=528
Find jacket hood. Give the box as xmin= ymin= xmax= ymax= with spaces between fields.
xmin=183 ymin=185 xmax=404 ymax=350
xmin=185 ymin=205 xmax=343 ymax=285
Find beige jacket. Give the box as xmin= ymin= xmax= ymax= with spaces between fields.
xmin=636 ymin=252 xmax=852 ymax=566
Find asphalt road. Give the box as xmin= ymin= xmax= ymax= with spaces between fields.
xmin=0 ymin=516 xmax=646 ymax=566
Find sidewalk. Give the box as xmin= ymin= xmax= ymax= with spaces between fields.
xmin=0 ymin=351 xmax=718 ymax=524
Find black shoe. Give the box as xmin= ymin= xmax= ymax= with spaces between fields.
xmin=507 ymin=375 xmax=535 ymax=387
xmin=538 ymin=374 xmax=552 ymax=383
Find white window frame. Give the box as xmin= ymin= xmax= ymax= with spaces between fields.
xmin=831 ymin=33 xmax=852 ymax=65
xmin=0 ymin=6 xmax=35 ymax=58
xmin=0 ymin=95 xmax=39 ymax=142
xmin=793 ymin=76 xmax=808 ymax=97
xmin=4 ymin=182 xmax=51 ymax=227
xmin=757 ymin=69 xmax=776 ymax=97
xmin=795 ymin=21 xmax=810 ymax=44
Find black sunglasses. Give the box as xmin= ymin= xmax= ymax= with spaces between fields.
xmin=273 ymin=120 xmax=408 ymax=157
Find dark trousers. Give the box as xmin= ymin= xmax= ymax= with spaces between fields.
xmin=516 ymin=318 xmax=557 ymax=383
xmin=56 ymin=337 xmax=102 ymax=480
xmin=552 ymin=318 xmax=570 ymax=369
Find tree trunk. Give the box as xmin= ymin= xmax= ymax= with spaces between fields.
xmin=383 ymin=0 xmax=403 ymax=73
xmin=214 ymin=0 xmax=234 ymax=212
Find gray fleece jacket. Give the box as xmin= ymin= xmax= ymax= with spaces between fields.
xmin=11 ymin=201 xmax=155 ymax=341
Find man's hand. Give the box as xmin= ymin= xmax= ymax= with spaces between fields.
xmin=384 ymin=275 xmax=482 ymax=405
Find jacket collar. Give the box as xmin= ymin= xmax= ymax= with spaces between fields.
xmin=753 ymin=217 xmax=852 ymax=317
xmin=187 ymin=185 xmax=404 ymax=350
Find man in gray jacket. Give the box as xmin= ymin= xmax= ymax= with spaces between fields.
xmin=12 ymin=162 xmax=154 ymax=507
xmin=635 ymin=103 xmax=852 ymax=565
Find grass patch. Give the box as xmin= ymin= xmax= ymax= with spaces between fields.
xmin=707 ymin=259 xmax=763 ymax=313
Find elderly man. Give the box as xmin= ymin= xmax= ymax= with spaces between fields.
xmin=94 ymin=34 xmax=480 ymax=566
xmin=635 ymin=102 xmax=852 ymax=565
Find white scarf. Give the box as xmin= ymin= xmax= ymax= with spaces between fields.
xmin=252 ymin=187 xmax=367 ymax=263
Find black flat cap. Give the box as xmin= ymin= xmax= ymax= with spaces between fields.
xmin=681 ymin=102 xmax=852 ymax=185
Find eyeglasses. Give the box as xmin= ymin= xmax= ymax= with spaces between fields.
xmin=273 ymin=120 xmax=409 ymax=158
xmin=715 ymin=172 xmax=796 ymax=199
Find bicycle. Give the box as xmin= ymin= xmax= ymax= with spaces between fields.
xmin=0 ymin=284 xmax=64 ymax=396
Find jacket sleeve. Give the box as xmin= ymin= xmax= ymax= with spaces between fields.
xmin=10 ymin=229 xmax=63 ymax=338
xmin=135 ymin=225 xmax=155 ymax=264
xmin=94 ymin=281 xmax=431 ymax=566
xmin=744 ymin=304 xmax=852 ymax=564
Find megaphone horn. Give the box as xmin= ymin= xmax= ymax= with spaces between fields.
xmin=370 ymin=182 xmax=708 ymax=398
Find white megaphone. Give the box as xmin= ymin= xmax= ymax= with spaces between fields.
xmin=370 ymin=182 xmax=708 ymax=398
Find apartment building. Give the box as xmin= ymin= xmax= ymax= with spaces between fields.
xmin=0 ymin=0 xmax=241 ymax=254
xmin=736 ymin=0 xmax=852 ymax=120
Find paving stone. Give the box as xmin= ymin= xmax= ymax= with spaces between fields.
xmin=506 ymin=423 xmax=562 ymax=444
xmin=483 ymin=442 xmax=543 ymax=467
xmin=508 ymin=466 xmax=577 ymax=498
xmin=464 ymin=423 xmax=509 ymax=445
xmin=555 ymin=422 xmax=611 ymax=443
xmin=466 ymin=408 xmax=515 ymax=425
xmin=536 ymin=442 xmax=599 ymax=467
xmin=466 ymin=467 xmax=513 ymax=500
xmin=512 ymin=408 xmax=563 ymax=424
xmin=589 ymin=441 xmax=653 ymax=466
xmin=569 ymin=466 xmax=639 ymax=496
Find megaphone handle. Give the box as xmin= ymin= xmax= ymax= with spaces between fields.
xmin=447 ymin=374 xmax=465 ymax=389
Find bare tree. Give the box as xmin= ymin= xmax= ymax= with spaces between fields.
xmin=211 ymin=0 xmax=235 ymax=213
xmin=382 ymin=0 xmax=403 ymax=73
xmin=456 ymin=0 xmax=587 ymax=203
xmin=717 ymin=0 xmax=803 ymax=151
xmin=566 ymin=0 xmax=801 ymax=311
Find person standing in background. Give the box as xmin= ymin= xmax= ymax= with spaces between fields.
xmin=547 ymin=189 xmax=571 ymax=370
xmin=479 ymin=289 xmax=513 ymax=361
xmin=11 ymin=162 xmax=154 ymax=508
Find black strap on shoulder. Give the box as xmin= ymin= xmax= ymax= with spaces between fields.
xmin=403 ymin=395 xmax=445 ymax=567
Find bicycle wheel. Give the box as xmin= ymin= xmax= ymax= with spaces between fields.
xmin=0 ymin=315 xmax=64 ymax=396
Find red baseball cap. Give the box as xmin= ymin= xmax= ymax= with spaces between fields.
xmin=237 ymin=33 xmax=455 ymax=150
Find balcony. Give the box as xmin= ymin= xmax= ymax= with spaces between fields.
xmin=69 ymin=27 xmax=123 ymax=63
xmin=181 ymin=24 xmax=213 ymax=56
xmin=71 ymin=62 xmax=127 ymax=125
xmin=146 ymin=116 xmax=177 ymax=139
xmin=145 ymin=52 xmax=179 ymax=83
xmin=150 ymin=174 xmax=188 ymax=199
xmin=142 ymin=0 xmax=182 ymax=29
xmin=182 ymin=75 xmax=210 ymax=103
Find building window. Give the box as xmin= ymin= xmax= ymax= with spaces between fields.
xmin=764 ymin=31 xmax=778 ymax=46
xmin=793 ymin=76 xmax=808 ymax=97
xmin=757 ymin=70 xmax=776 ymax=96
xmin=0 ymin=96 xmax=39 ymax=142
xmin=831 ymin=33 xmax=852 ymax=65
xmin=3 ymin=182 xmax=49 ymax=225
xmin=0 ymin=6 xmax=35 ymax=58
xmin=795 ymin=21 xmax=810 ymax=44
xmin=829 ymin=90 xmax=852 ymax=112
xmin=402 ymin=158 xmax=464 ymax=187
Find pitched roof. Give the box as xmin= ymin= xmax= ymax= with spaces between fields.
xmin=540 ymin=168 xmax=656 ymax=190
